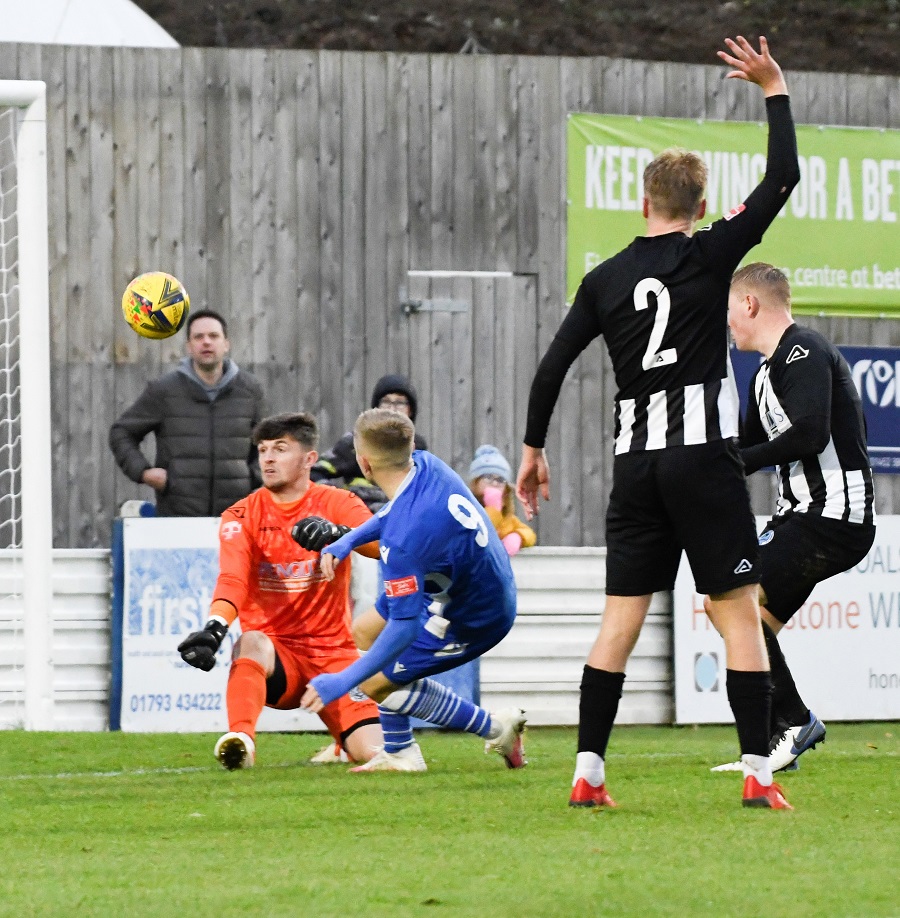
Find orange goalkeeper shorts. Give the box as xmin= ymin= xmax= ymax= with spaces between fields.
xmin=266 ymin=637 xmax=379 ymax=743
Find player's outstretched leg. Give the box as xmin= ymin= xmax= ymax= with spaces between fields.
xmin=353 ymin=679 xmax=527 ymax=771
xmin=569 ymin=665 xmax=623 ymax=808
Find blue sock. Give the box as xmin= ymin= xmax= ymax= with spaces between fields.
xmin=394 ymin=679 xmax=493 ymax=737
xmin=378 ymin=706 xmax=414 ymax=753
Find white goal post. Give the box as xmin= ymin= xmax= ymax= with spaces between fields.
xmin=0 ymin=81 xmax=53 ymax=730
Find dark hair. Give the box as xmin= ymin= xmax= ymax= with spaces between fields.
xmin=252 ymin=412 xmax=319 ymax=450
xmin=187 ymin=308 xmax=228 ymax=338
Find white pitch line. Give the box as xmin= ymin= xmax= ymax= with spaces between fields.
xmin=0 ymin=748 xmax=894 ymax=782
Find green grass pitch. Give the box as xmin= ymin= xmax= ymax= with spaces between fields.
xmin=0 ymin=724 xmax=896 ymax=917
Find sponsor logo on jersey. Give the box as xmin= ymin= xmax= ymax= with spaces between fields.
xmin=758 ymin=530 xmax=775 ymax=546
xmin=733 ymin=558 xmax=753 ymax=574
xmin=786 ymin=344 xmax=810 ymax=364
xmin=227 ymin=506 xmax=246 ymax=519
xmin=257 ymin=558 xmax=324 ymax=593
xmin=221 ymin=521 xmax=242 ymax=540
xmin=723 ymin=203 xmax=746 ymax=221
xmin=393 ymin=661 xmax=407 ymax=674
xmin=385 ymin=575 xmax=418 ymax=598
xmin=380 ymin=544 xmax=391 ymax=563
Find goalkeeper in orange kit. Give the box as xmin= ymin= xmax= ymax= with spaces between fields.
xmin=177 ymin=412 xmax=383 ymax=769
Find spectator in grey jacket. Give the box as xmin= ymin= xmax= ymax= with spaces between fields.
xmin=109 ymin=309 xmax=266 ymax=517
xmin=310 ymin=374 xmax=427 ymax=512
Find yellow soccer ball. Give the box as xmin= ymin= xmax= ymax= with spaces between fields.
xmin=122 ymin=272 xmax=190 ymax=340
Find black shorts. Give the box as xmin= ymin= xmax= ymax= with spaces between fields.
xmin=757 ymin=513 xmax=876 ymax=623
xmin=606 ymin=439 xmax=760 ymax=596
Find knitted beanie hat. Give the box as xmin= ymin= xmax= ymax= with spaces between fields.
xmin=370 ymin=373 xmax=418 ymax=422
xmin=469 ymin=444 xmax=511 ymax=483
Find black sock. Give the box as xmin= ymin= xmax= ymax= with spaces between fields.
xmin=726 ymin=669 xmax=772 ymax=758
xmin=762 ymin=621 xmax=809 ymax=731
xmin=577 ymin=666 xmax=625 ymax=757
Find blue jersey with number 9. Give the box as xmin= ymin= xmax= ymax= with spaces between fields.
xmin=376 ymin=450 xmax=516 ymax=640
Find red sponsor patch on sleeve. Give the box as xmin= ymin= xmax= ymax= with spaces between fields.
xmin=723 ymin=203 xmax=746 ymax=221
xmin=385 ymin=575 xmax=418 ymax=598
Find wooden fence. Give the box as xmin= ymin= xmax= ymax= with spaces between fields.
xmin=2 ymin=42 xmax=899 ymax=547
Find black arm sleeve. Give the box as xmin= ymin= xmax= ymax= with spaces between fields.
xmin=695 ymin=95 xmax=801 ymax=277
xmin=108 ymin=383 xmax=161 ymax=482
xmin=742 ymin=415 xmax=830 ymax=474
xmin=742 ymin=339 xmax=834 ymax=474
xmin=523 ymin=284 xmax=602 ymax=448
xmin=739 ymin=368 xmax=767 ymax=450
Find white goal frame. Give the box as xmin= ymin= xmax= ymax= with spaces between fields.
xmin=0 ymin=81 xmax=53 ymax=730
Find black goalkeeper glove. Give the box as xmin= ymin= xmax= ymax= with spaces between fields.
xmin=291 ymin=516 xmax=351 ymax=552
xmin=177 ymin=619 xmax=228 ymax=672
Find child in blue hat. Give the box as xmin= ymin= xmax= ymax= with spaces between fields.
xmin=468 ymin=445 xmax=537 ymax=556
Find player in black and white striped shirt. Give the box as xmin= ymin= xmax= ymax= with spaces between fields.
xmin=517 ymin=36 xmax=800 ymax=810
xmin=714 ymin=262 xmax=876 ymax=773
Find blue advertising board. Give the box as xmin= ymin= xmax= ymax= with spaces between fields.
xmin=731 ymin=344 xmax=900 ymax=473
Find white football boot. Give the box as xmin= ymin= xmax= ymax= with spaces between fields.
xmin=768 ymin=713 xmax=826 ymax=772
xmin=309 ymin=742 xmax=351 ymax=765
xmin=214 ymin=731 xmax=256 ymax=770
xmin=484 ymin=707 xmax=527 ymax=768
xmin=350 ymin=742 xmax=427 ymax=772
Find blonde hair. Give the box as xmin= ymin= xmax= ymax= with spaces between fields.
xmin=643 ymin=149 xmax=707 ymax=220
xmin=354 ymin=408 xmax=415 ymax=470
xmin=731 ymin=262 xmax=792 ymax=311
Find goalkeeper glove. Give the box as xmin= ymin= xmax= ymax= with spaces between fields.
xmin=291 ymin=516 xmax=351 ymax=552
xmin=177 ymin=619 xmax=228 ymax=672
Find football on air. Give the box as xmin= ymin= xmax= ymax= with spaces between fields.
xmin=122 ymin=272 xmax=190 ymax=340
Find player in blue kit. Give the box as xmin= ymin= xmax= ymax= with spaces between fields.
xmin=295 ymin=408 xmax=527 ymax=772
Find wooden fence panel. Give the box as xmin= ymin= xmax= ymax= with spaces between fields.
xmin=2 ymin=44 xmax=896 ymax=545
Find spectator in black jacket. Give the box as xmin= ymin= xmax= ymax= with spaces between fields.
xmin=109 ymin=309 xmax=267 ymax=517
xmin=311 ymin=374 xmax=428 ymax=512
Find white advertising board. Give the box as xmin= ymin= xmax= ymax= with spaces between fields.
xmin=120 ymin=517 xmax=325 ymax=732
xmin=674 ymin=515 xmax=900 ymax=723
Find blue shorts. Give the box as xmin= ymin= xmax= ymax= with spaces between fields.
xmin=374 ymin=594 xmax=514 ymax=686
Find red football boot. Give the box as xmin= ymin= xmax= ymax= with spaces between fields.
xmin=569 ymin=777 xmax=618 ymax=808
xmin=742 ymin=775 xmax=793 ymax=809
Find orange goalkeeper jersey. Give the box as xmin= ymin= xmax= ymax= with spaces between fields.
xmin=214 ymin=483 xmax=373 ymax=657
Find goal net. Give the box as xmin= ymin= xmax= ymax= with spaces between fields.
xmin=0 ymin=81 xmax=53 ymax=729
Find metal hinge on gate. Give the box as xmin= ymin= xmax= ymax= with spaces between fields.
xmin=399 ymin=286 xmax=469 ymax=316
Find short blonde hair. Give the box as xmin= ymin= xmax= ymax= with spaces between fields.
xmin=354 ymin=408 xmax=415 ymax=470
xmin=643 ymin=149 xmax=707 ymax=220
xmin=731 ymin=262 xmax=792 ymax=311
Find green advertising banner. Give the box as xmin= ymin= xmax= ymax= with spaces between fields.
xmin=567 ymin=114 xmax=900 ymax=316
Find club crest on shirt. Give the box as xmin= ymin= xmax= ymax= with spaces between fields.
xmin=385 ymin=575 xmax=418 ymax=598
xmin=786 ymin=344 xmax=809 ymax=364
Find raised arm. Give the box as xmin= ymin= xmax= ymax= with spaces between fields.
xmin=717 ymin=35 xmax=787 ymax=98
